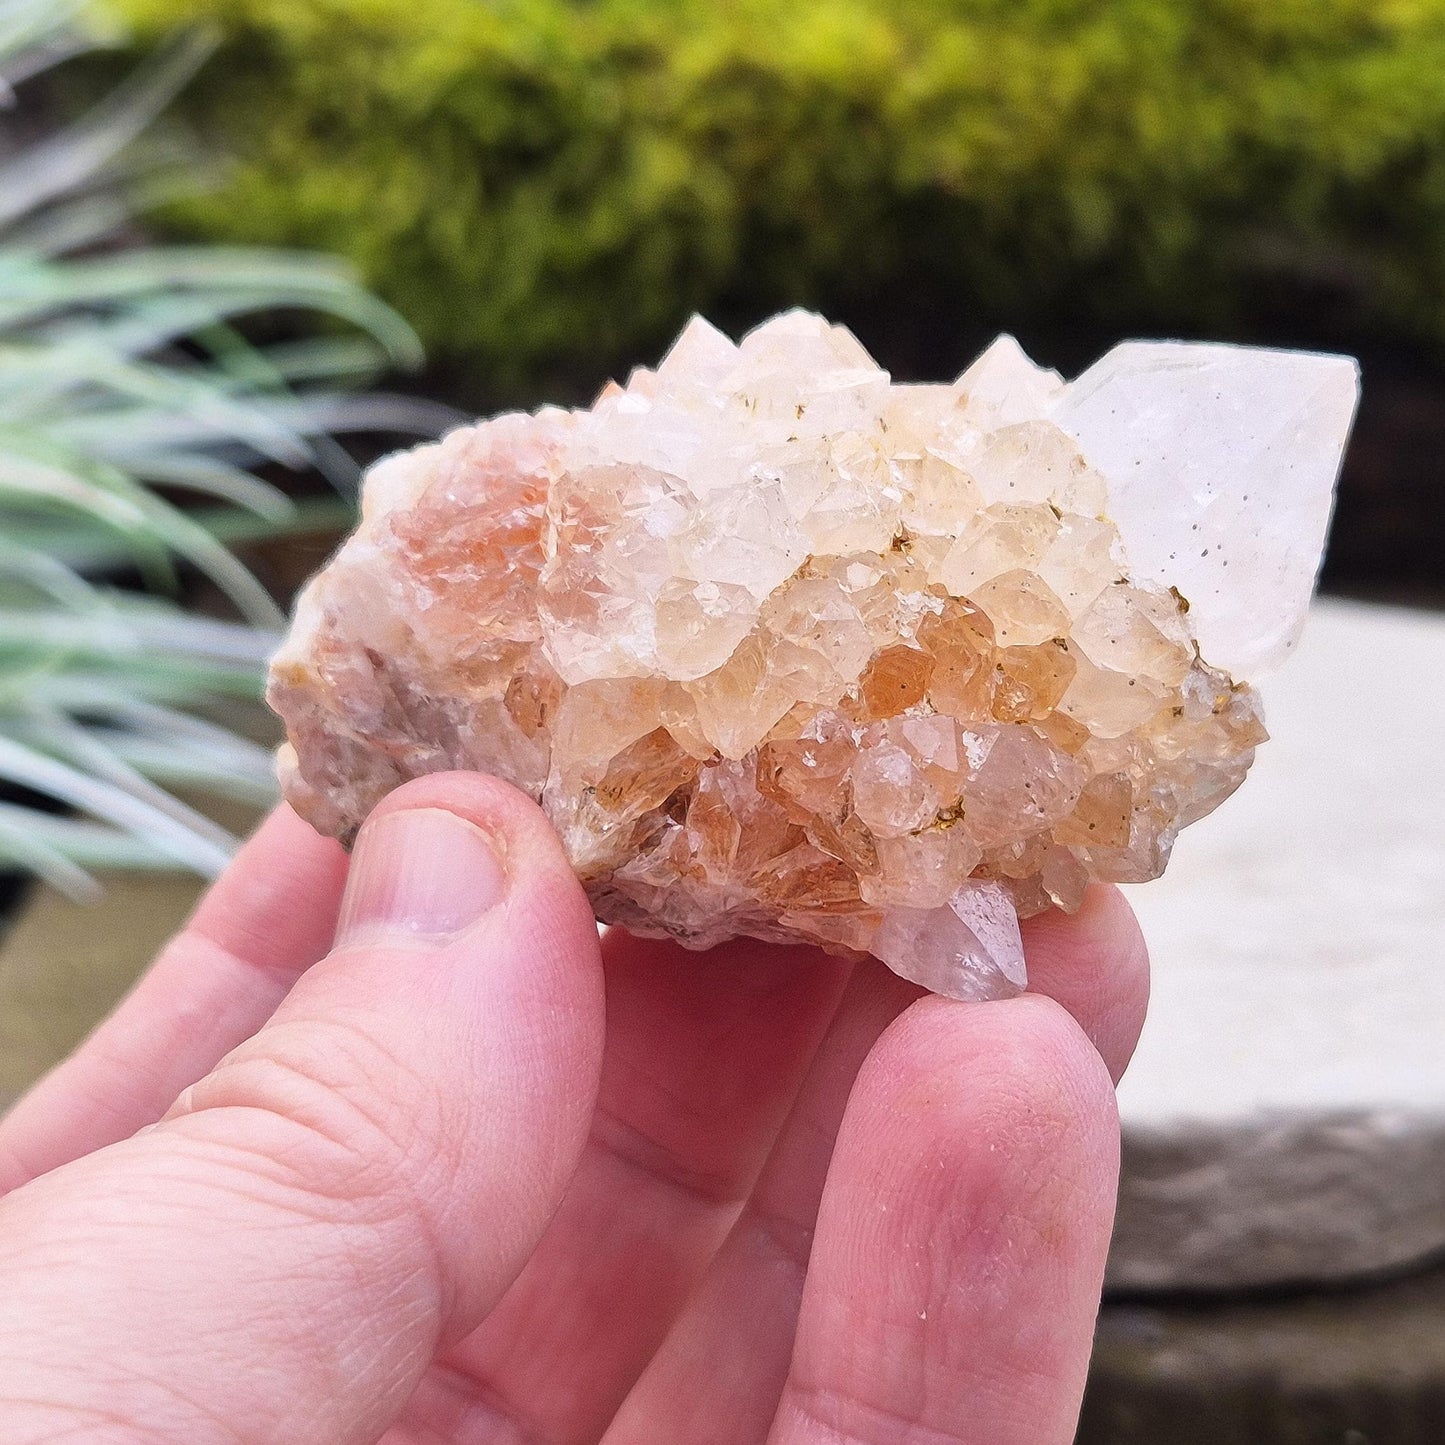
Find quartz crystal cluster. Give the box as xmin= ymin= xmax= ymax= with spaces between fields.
xmin=269 ymin=313 xmax=1358 ymax=1000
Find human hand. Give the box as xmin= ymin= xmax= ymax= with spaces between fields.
xmin=0 ymin=772 xmax=1148 ymax=1444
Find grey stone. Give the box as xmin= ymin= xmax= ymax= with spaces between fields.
xmin=1080 ymin=1261 xmax=1445 ymax=1445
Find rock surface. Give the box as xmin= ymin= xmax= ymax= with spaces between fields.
xmin=269 ymin=312 xmax=1357 ymax=999
xmin=1081 ymin=1259 xmax=1445 ymax=1445
xmin=1112 ymin=598 xmax=1445 ymax=1291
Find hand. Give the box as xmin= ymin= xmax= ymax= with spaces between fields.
xmin=0 ymin=772 xmax=1147 ymax=1445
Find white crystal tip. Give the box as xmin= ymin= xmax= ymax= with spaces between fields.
xmin=1052 ymin=341 xmax=1359 ymax=679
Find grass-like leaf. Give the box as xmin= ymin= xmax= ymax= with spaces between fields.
xmin=0 ymin=0 xmax=451 ymax=894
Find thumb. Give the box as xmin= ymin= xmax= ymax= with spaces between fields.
xmin=0 ymin=774 xmax=606 ymax=1445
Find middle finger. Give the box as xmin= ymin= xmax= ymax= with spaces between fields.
xmin=430 ymin=928 xmax=851 ymax=1444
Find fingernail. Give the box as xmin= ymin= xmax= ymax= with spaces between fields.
xmin=337 ymin=807 xmax=507 ymax=945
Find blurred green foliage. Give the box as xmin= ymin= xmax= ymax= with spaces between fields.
xmin=110 ymin=0 xmax=1445 ymax=393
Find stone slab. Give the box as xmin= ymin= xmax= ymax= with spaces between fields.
xmin=1110 ymin=598 xmax=1445 ymax=1291
xmin=1080 ymin=1261 xmax=1445 ymax=1445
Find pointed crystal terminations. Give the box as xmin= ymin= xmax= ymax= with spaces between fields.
xmin=1051 ymin=343 xmax=1360 ymax=678
xmin=268 ymin=313 xmax=1359 ymax=1002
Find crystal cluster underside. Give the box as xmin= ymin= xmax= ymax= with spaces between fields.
xmin=269 ymin=312 xmax=1358 ymax=999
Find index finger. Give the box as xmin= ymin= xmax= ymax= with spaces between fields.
xmin=768 ymin=993 xmax=1119 ymax=1445
xmin=605 ymin=883 xmax=1149 ymax=1445
xmin=1022 ymin=883 xmax=1151 ymax=1084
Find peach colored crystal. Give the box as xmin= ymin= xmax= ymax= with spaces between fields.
xmin=268 ymin=313 xmax=1358 ymax=999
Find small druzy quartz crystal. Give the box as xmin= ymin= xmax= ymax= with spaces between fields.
xmin=269 ymin=313 xmax=1359 ymax=1000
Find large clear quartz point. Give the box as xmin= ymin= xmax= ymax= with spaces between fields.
xmin=1051 ymin=342 xmax=1360 ymax=678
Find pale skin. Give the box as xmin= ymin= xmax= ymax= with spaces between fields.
xmin=0 ymin=771 xmax=1149 ymax=1444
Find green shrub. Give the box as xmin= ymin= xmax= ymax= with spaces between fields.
xmin=110 ymin=0 xmax=1445 ymax=395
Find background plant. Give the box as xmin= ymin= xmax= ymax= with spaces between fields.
xmin=107 ymin=0 xmax=1445 ymax=398
xmin=0 ymin=0 xmax=448 ymax=894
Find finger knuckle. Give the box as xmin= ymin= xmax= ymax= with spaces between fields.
xmin=172 ymin=1016 xmax=441 ymax=1227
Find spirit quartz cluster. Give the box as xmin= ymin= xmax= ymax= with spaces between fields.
xmin=269 ymin=312 xmax=1359 ymax=1000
